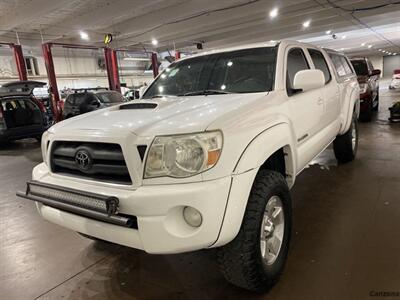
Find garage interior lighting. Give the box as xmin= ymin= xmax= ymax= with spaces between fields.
xmin=269 ymin=8 xmax=279 ymax=18
xmin=326 ymin=30 xmax=332 ymax=34
xmin=361 ymin=43 xmax=366 ymax=46
xmin=152 ymin=38 xmax=158 ymax=46
xmin=303 ymin=20 xmax=311 ymax=28
xmin=123 ymin=57 xmax=150 ymax=61
xmin=79 ymin=31 xmax=89 ymax=40
xmin=341 ymin=35 xmax=347 ymax=39
xmin=368 ymin=45 xmax=372 ymax=48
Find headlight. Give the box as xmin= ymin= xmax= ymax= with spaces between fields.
xmin=359 ymin=83 xmax=367 ymax=94
xmin=144 ymin=131 xmax=223 ymax=178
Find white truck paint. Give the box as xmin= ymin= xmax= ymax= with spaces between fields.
xmin=24 ymin=40 xmax=359 ymax=291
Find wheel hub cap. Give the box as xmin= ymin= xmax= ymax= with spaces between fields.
xmin=260 ymin=195 xmax=285 ymax=265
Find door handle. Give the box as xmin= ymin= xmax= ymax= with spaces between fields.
xmin=317 ymin=97 xmax=323 ymax=105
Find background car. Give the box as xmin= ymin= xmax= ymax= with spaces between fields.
xmin=0 ymin=81 xmax=51 ymax=143
xmin=389 ymin=69 xmax=400 ymax=90
xmin=62 ymin=88 xmax=126 ymax=119
xmin=350 ymin=57 xmax=381 ymax=121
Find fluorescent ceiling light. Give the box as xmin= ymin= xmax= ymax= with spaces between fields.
xmin=361 ymin=43 xmax=366 ymax=46
xmin=368 ymin=45 xmax=372 ymax=48
xmin=269 ymin=8 xmax=279 ymax=18
xmin=123 ymin=57 xmax=150 ymax=61
xmin=341 ymin=35 xmax=347 ymax=39
xmin=151 ymin=39 xmax=158 ymax=46
xmin=303 ymin=20 xmax=311 ymax=28
xmin=326 ymin=30 xmax=332 ymax=34
xmin=79 ymin=31 xmax=89 ymax=40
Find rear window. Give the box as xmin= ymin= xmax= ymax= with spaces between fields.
xmin=351 ymin=60 xmax=369 ymax=76
xmin=96 ymin=92 xmax=125 ymax=103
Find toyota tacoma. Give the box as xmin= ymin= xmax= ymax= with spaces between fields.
xmin=18 ymin=40 xmax=360 ymax=292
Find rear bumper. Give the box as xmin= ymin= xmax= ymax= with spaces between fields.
xmin=359 ymin=92 xmax=373 ymax=113
xmin=29 ymin=163 xmax=245 ymax=254
xmin=0 ymin=124 xmax=46 ymax=141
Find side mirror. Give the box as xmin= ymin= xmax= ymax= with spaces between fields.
xmin=370 ymin=69 xmax=381 ymax=76
xmin=90 ymin=100 xmax=100 ymax=107
xmin=293 ymin=69 xmax=325 ymax=92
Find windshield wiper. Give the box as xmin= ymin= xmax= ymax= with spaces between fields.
xmin=180 ymin=90 xmax=232 ymax=96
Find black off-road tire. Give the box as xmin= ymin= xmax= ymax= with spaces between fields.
xmin=217 ymin=170 xmax=292 ymax=292
xmin=333 ymin=114 xmax=358 ymax=163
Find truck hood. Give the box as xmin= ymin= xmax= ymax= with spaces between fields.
xmin=50 ymin=93 xmax=267 ymax=137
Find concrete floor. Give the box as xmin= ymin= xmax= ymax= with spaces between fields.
xmin=1 ymin=83 xmax=400 ymax=300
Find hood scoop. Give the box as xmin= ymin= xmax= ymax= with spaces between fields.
xmin=120 ymin=103 xmax=158 ymax=110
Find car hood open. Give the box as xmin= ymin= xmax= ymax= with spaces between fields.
xmin=49 ymin=93 xmax=267 ymax=137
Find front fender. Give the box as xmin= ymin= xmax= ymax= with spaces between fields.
xmin=233 ymin=122 xmax=297 ymax=182
xmin=211 ymin=123 xmax=296 ymax=248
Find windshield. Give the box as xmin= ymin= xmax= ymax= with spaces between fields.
xmin=143 ymin=47 xmax=277 ymax=99
xmin=351 ymin=60 xmax=369 ymax=76
xmin=96 ymin=92 xmax=125 ymax=103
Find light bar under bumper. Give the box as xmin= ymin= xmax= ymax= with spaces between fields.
xmin=17 ymin=181 xmax=136 ymax=228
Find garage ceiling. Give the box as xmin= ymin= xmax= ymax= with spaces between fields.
xmin=0 ymin=0 xmax=400 ymax=56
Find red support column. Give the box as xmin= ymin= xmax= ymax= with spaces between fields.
xmin=42 ymin=43 xmax=61 ymax=122
xmin=11 ymin=45 xmax=27 ymax=81
xmin=175 ymin=50 xmax=181 ymax=60
xmin=151 ymin=52 xmax=159 ymax=78
xmin=104 ymin=48 xmax=121 ymax=93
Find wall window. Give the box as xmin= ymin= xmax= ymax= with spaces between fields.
xmin=25 ymin=57 xmax=39 ymax=76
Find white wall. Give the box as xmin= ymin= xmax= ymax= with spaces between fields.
xmin=0 ymin=48 xmax=154 ymax=88
xmin=383 ymin=55 xmax=400 ymax=78
xmin=367 ymin=56 xmax=384 ymax=75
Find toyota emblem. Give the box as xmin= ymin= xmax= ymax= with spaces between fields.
xmin=75 ymin=149 xmax=92 ymax=171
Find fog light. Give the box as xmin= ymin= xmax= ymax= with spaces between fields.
xmin=183 ymin=206 xmax=202 ymax=227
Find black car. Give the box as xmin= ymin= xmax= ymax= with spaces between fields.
xmin=0 ymin=81 xmax=51 ymax=142
xmin=62 ymin=89 xmax=126 ymax=119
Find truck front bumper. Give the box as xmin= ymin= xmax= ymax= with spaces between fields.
xmin=27 ymin=163 xmax=254 ymax=254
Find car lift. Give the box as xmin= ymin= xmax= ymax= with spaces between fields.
xmin=42 ymin=42 xmax=123 ymax=122
xmin=42 ymin=42 xmax=162 ymax=122
xmin=0 ymin=42 xmax=27 ymax=81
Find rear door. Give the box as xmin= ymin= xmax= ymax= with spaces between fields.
xmin=329 ymin=53 xmax=357 ymax=117
xmin=1 ymin=98 xmax=42 ymax=128
xmin=307 ymin=48 xmax=340 ymax=128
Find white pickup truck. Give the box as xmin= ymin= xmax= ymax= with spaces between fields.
xmin=18 ymin=40 xmax=359 ymax=292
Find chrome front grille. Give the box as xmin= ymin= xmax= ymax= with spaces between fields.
xmin=50 ymin=141 xmax=132 ymax=185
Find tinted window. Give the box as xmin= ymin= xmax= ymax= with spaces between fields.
xmin=287 ymin=48 xmax=310 ymax=90
xmin=65 ymin=93 xmax=88 ymax=106
xmin=330 ymin=54 xmax=351 ymax=77
xmin=350 ymin=60 xmax=369 ymax=76
xmin=143 ymin=47 xmax=277 ymax=98
xmin=308 ymin=49 xmax=331 ymax=83
xmin=96 ymin=92 xmax=125 ymax=103
xmin=341 ymin=57 xmax=353 ymax=75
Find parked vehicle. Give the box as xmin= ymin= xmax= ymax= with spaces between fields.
xmin=389 ymin=69 xmax=400 ymax=90
xmin=18 ymin=41 xmax=359 ymax=292
xmin=62 ymin=88 xmax=126 ymax=119
xmin=350 ymin=57 xmax=381 ymax=121
xmin=124 ymin=89 xmax=140 ymax=100
xmin=0 ymin=81 xmax=51 ymax=142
